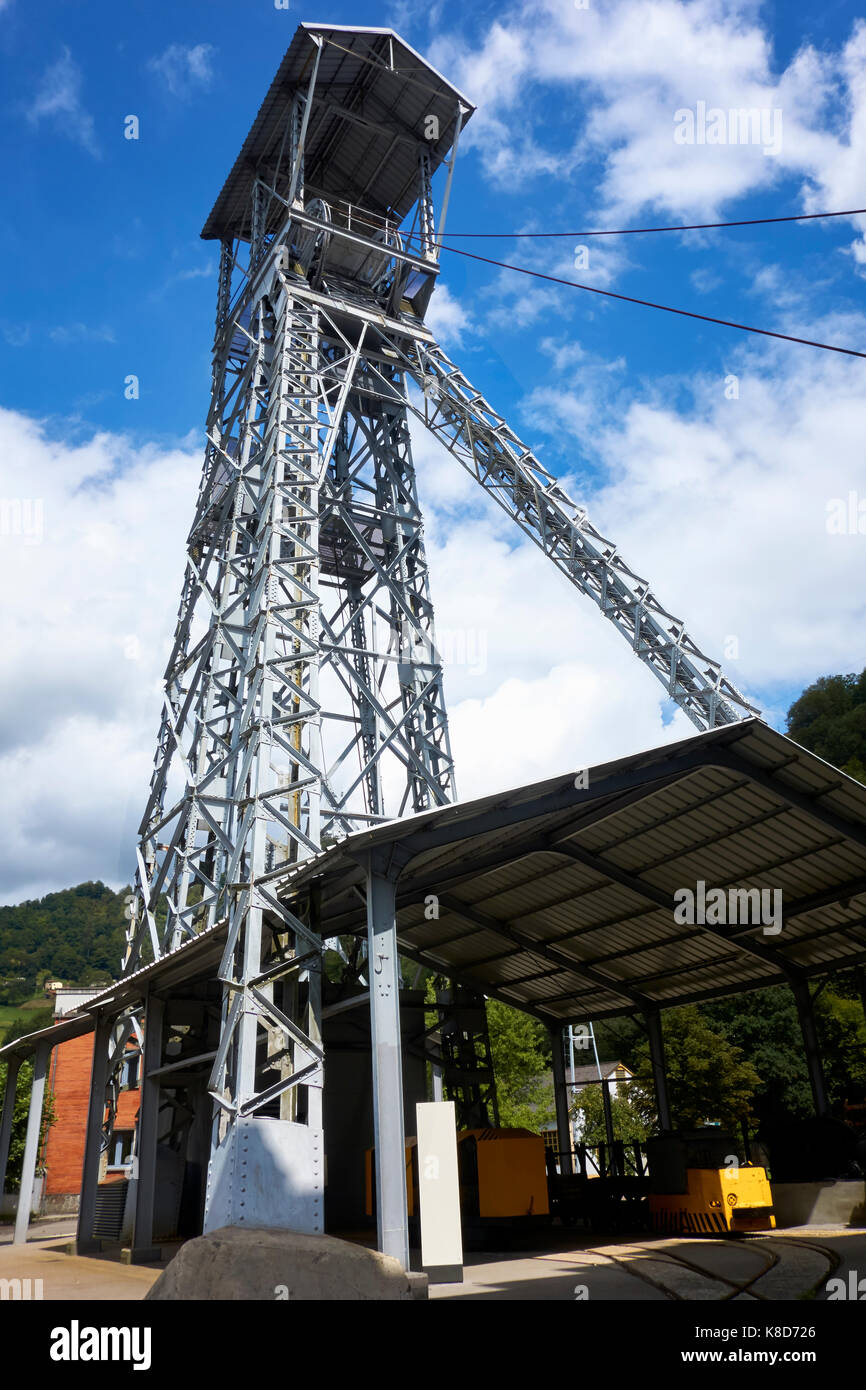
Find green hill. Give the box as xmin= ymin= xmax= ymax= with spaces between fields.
xmin=0 ymin=881 xmax=127 ymax=1009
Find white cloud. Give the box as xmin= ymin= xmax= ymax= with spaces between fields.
xmin=522 ymin=321 xmax=866 ymax=692
xmin=0 ymin=409 xmax=199 ymax=902
xmin=430 ymin=2 xmax=866 ymax=259
xmin=49 ymin=323 xmax=115 ymax=345
xmin=4 ymin=306 xmax=866 ymax=901
xmin=424 ymin=282 xmax=475 ymax=346
xmin=25 ymin=47 xmax=99 ymax=157
xmin=2 ymin=322 xmax=30 ymax=348
xmin=147 ymin=43 xmax=216 ymax=98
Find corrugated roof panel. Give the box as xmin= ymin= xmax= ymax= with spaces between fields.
xmin=274 ymin=719 xmax=866 ymax=1024
xmin=202 ymin=25 xmax=476 ymax=241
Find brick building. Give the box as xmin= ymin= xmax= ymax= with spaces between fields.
xmin=40 ymin=987 xmax=140 ymax=1214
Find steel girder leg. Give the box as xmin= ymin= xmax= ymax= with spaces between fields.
xmin=76 ymin=1012 xmax=114 ymax=1254
xmin=791 ymin=981 xmax=830 ymax=1117
xmin=13 ymin=1040 xmax=49 ymax=1245
xmin=0 ymin=1054 xmax=21 ymax=1209
xmin=644 ymin=1008 xmax=672 ymax=1131
xmin=365 ymin=850 xmax=410 ymax=1269
xmin=551 ymin=1027 xmax=574 ymax=1176
xmin=131 ymin=995 xmax=165 ymax=1261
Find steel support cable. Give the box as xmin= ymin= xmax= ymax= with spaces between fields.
xmin=438 ymin=206 xmax=866 ymax=238
xmin=432 ymin=242 xmax=866 ymax=359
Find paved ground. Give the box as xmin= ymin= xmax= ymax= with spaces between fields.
xmin=430 ymin=1226 xmax=866 ymax=1301
xmin=1 ymin=1224 xmax=863 ymax=1300
xmin=0 ymin=1235 xmax=161 ymax=1300
xmin=0 ymin=1216 xmax=77 ymax=1246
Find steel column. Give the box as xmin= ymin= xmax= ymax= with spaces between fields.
xmin=550 ymin=1028 xmax=573 ymax=1176
xmin=76 ymin=1014 xmax=114 ymax=1254
xmin=131 ymin=995 xmax=165 ymax=1260
xmin=366 ymin=851 xmax=409 ymax=1269
xmin=601 ymin=1077 xmax=617 ymax=1173
xmin=791 ymin=981 xmax=830 ymax=1117
xmin=644 ymin=1008 xmax=672 ymax=1131
xmin=0 ymin=1054 xmax=21 ymax=1205
xmin=13 ymin=1041 xmax=49 ymax=1245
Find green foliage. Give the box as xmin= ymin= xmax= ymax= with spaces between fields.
xmin=702 ymin=987 xmax=813 ymax=1125
xmin=815 ymin=988 xmax=866 ymax=1105
xmin=632 ymin=1005 xmax=761 ymax=1131
xmin=486 ymin=999 xmax=555 ymax=1131
xmin=570 ymin=1081 xmax=650 ymax=1146
xmin=0 ymin=882 xmax=127 ymax=1005
xmin=786 ymin=670 xmax=866 ymax=782
xmin=1 ymin=1009 xmax=55 ymax=1046
xmin=0 ymin=1059 xmax=56 ymax=1191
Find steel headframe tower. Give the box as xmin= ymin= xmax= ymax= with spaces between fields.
xmin=121 ymin=23 xmax=756 ymax=1237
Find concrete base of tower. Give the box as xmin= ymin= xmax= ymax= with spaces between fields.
xmin=203 ymin=1117 xmax=324 ymax=1235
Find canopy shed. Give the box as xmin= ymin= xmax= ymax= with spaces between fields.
xmin=4 ymin=718 xmax=864 ymax=1255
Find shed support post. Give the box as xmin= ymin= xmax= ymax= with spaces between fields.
xmin=551 ymin=1028 xmax=573 ymax=1176
xmin=644 ymin=1008 xmax=672 ymax=1131
xmin=0 ymin=1055 xmax=22 ymax=1209
xmin=601 ymin=1077 xmax=617 ymax=1174
xmin=77 ymin=1013 xmax=114 ymax=1253
xmin=131 ymin=994 xmax=165 ymax=1261
xmin=13 ymin=1040 xmax=50 ymax=1244
xmin=366 ymin=851 xmax=409 ymax=1270
xmin=791 ymin=981 xmax=829 ymax=1117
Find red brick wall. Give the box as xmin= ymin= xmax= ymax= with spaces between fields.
xmin=43 ymin=1035 xmax=94 ymax=1196
xmin=42 ymin=1037 xmax=142 ymax=1197
xmin=116 ymin=1089 xmax=140 ymax=1129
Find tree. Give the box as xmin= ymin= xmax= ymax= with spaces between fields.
xmin=486 ymin=999 xmax=555 ymax=1130
xmin=1 ymin=1009 xmax=54 ymax=1046
xmin=632 ymin=1006 xmax=760 ymax=1132
xmin=702 ymin=987 xmax=812 ymax=1126
xmin=570 ymin=1080 xmax=650 ymax=1146
xmin=815 ymin=988 xmax=866 ymax=1106
xmin=0 ymin=1058 xmax=56 ymax=1192
xmin=0 ymin=881 xmax=128 ymax=1005
xmin=786 ymin=670 xmax=866 ymax=783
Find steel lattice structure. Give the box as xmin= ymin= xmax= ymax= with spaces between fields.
xmin=115 ymin=23 xmax=755 ymax=1238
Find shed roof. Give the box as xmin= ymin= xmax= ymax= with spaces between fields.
xmin=5 ymin=718 xmax=865 ymax=1060
xmin=275 ymin=718 xmax=866 ymax=1025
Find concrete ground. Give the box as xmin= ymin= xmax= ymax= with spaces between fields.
xmin=0 ymin=1234 xmax=161 ymax=1300
xmin=1 ymin=1224 xmax=863 ymax=1301
xmin=430 ymin=1226 xmax=866 ymax=1301
xmin=0 ymin=1215 xmax=78 ymax=1246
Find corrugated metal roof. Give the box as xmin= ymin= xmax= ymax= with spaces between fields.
xmin=274 ymin=718 xmax=866 ymax=1025
xmin=0 ymin=923 xmax=227 ymax=1061
xmin=201 ymin=24 xmax=475 ymax=242
xmin=6 ymin=718 xmax=864 ymax=1059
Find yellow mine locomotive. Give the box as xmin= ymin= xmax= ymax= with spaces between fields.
xmin=647 ymin=1129 xmax=775 ymax=1236
xmin=366 ymin=1127 xmax=550 ymax=1240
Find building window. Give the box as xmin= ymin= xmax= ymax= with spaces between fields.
xmin=120 ymin=1055 xmax=140 ymax=1089
xmin=108 ymin=1131 xmax=134 ymax=1170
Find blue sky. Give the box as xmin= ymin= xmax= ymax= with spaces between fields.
xmin=1 ymin=0 xmax=866 ymax=899
xmin=2 ymin=0 xmax=864 ymax=442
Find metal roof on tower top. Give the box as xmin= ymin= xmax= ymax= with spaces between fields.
xmin=201 ymin=23 xmax=476 ymax=243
